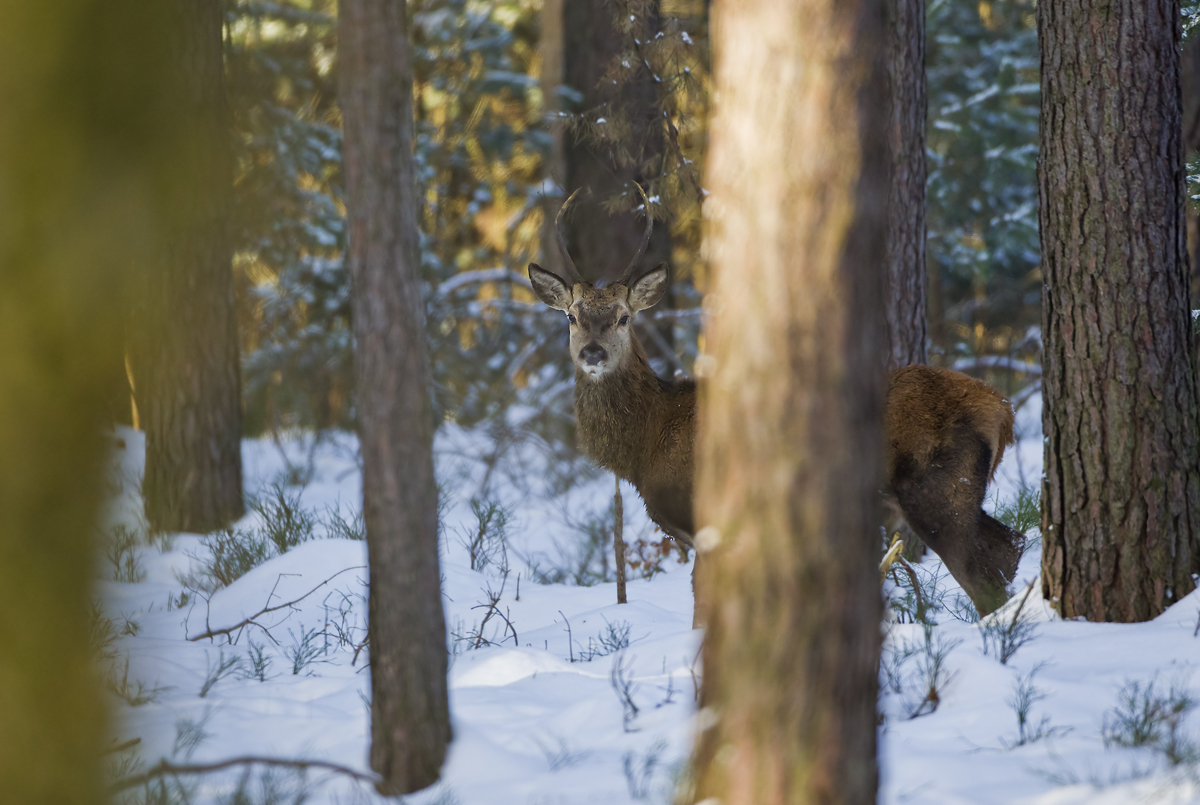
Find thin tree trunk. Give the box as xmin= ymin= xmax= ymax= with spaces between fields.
xmin=339 ymin=0 xmax=452 ymax=793
xmin=614 ymin=475 xmax=627 ymax=604
xmin=688 ymin=0 xmax=886 ymax=801
xmin=131 ymin=0 xmax=244 ymax=535
xmin=885 ymin=0 xmax=928 ymax=370
xmin=0 ymin=1 xmax=179 ymax=800
xmin=1039 ymin=0 xmax=1200 ymax=622
xmin=540 ymin=0 xmax=567 ymax=278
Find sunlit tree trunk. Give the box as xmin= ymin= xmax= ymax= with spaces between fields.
xmin=1040 ymin=0 xmax=1200 ymax=621
xmin=688 ymin=0 xmax=886 ymax=801
xmin=339 ymin=0 xmax=452 ymax=793
xmin=885 ymin=0 xmax=927 ymax=370
xmin=0 ymin=1 xmax=179 ymax=800
xmin=130 ymin=0 xmax=245 ymax=535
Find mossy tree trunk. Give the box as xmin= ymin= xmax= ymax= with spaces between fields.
xmin=688 ymin=0 xmax=887 ymax=801
xmin=339 ymin=0 xmax=452 ymax=793
xmin=1039 ymin=0 xmax=1200 ymax=621
xmin=0 ymin=1 xmax=181 ymax=800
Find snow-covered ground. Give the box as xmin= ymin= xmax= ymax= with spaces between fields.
xmin=98 ymin=394 xmax=1200 ymax=804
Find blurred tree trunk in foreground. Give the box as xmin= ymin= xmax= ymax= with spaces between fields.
xmin=689 ymin=0 xmax=886 ymax=801
xmin=0 ymin=1 xmax=179 ymax=801
xmin=339 ymin=0 xmax=452 ymax=793
xmin=130 ymin=0 xmax=245 ymax=534
xmin=885 ymin=0 xmax=928 ymax=370
xmin=1040 ymin=0 xmax=1200 ymax=621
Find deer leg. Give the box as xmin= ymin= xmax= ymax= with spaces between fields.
xmin=890 ymin=427 xmax=1022 ymax=615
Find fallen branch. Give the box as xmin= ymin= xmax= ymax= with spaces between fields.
xmin=187 ymin=567 xmax=366 ymax=643
xmin=109 ymin=756 xmax=379 ymax=793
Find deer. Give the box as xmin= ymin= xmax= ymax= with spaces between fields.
xmin=528 ymin=186 xmax=1024 ymax=615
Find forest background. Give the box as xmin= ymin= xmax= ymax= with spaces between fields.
xmin=193 ymin=0 xmax=1067 ymax=454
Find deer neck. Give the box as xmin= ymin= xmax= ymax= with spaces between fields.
xmin=573 ymin=337 xmax=661 ymax=480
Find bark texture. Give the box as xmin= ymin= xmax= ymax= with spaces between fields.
xmin=562 ymin=0 xmax=672 ymax=283
xmin=131 ymin=0 xmax=244 ymax=534
xmin=885 ymin=0 xmax=928 ymax=370
xmin=0 ymin=1 xmax=178 ymax=800
xmin=689 ymin=0 xmax=886 ymax=801
xmin=1039 ymin=0 xmax=1200 ymax=622
xmin=339 ymin=0 xmax=452 ymax=792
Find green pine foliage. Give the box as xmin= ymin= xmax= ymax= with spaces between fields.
xmin=926 ymin=0 xmax=1041 ymax=372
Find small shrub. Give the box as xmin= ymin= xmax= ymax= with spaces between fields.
xmin=285 ymin=626 xmax=328 ymax=675
xmin=172 ymin=711 xmax=211 ymax=760
xmin=610 ymin=651 xmax=640 ymax=732
xmin=979 ymin=581 xmax=1038 ymax=665
xmin=104 ymin=524 xmax=146 ymax=584
xmin=882 ymin=623 xmax=961 ymax=719
xmin=529 ymin=500 xmax=619 ymax=586
xmin=1001 ymin=663 xmax=1069 ymax=748
xmin=579 ymin=618 xmax=635 ymax=661
xmin=536 ymin=734 xmax=589 ymax=771
xmin=89 ymin=602 xmax=119 ymax=662
xmin=240 ymin=639 xmax=275 ymax=682
xmin=994 ymin=481 xmax=1042 ymax=537
xmin=622 ymin=740 xmax=667 ymax=800
xmin=105 ymin=658 xmax=169 ymax=707
xmin=180 ymin=527 xmax=274 ymax=593
xmin=198 ymin=650 xmax=242 ymax=698
xmin=250 ymin=482 xmax=315 ymax=553
xmin=457 ymin=498 xmax=510 ymax=573
xmin=322 ymin=504 xmax=364 ymax=541
xmin=1102 ymin=676 xmax=1198 ymax=766
xmin=625 ymin=535 xmax=689 ymax=581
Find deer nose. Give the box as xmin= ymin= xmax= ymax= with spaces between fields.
xmin=580 ymin=342 xmax=607 ymax=365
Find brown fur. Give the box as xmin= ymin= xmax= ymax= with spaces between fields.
xmin=531 ymin=264 xmax=1024 ymax=615
xmin=884 ymin=365 xmax=1024 ymax=614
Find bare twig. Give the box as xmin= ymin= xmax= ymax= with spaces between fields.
xmin=103 ymin=737 xmax=142 ymax=756
xmin=435 ymin=267 xmax=533 ymax=299
xmin=187 ymin=567 xmax=365 ymax=643
xmin=614 ymin=475 xmax=627 ymax=605
xmin=109 ymin=756 xmax=379 ymax=793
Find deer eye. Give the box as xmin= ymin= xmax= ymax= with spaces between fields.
xmin=619 ymin=315 xmax=629 ymax=326
xmin=567 ymin=314 xmax=577 ymax=325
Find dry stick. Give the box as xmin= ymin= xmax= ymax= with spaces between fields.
xmin=103 ymin=737 xmax=142 ymax=756
xmin=1003 ymin=579 xmax=1038 ymax=641
xmin=109 ymin=756 xmax=379 ymax=794
xmin=614 ymin=475 xmax=627 ymax=604
xmin=890 ymin=557 xmax=926 ymax=619
xmin=187 ymin=567 xmax=366 ymax=643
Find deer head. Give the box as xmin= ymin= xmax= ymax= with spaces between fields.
xmin=528 ymin=185 xmax=669 ymax=380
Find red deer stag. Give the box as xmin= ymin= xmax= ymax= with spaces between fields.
xmin=528 ymin=186 xmax=1024 ymax=615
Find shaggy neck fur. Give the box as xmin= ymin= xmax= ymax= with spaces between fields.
xmin=573 ymin=336 xmax=662 ymax=482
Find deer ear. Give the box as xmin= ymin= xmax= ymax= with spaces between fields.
xmin=628 ymin=263 xmax=669 ymax=312
xmin=528 ymin=263 xmax=573 ymax=310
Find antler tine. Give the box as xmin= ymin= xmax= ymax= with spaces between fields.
xmin=617 ymin=182 xmax=654 ymax=286
xmin=554 ymin=187 xmax=587 ymax=285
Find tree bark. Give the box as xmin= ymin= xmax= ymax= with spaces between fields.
xmin=688 ymin=0 xmax=886 ymax=801
xmin=1039 ymin=0 xmax=1200 ymax=622
xmin=339 ymin=0 xmax=452 ymax=793
xmin=0 ymin=0 xmax=179 ymax=800
xmin=130 ymin=0 xmax=244 ymax=535
xmin=885 ymin=0 xmax=928 ymax=370
xmin=562 ymin=0 xmax=672 ymax=284
xmin=1182 ymin=31 xmax=1200 ymax=304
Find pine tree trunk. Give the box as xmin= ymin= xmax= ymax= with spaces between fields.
xmin=562 ymin=0 xmax=672 ymax=284
xmin=1039 ymin=0 xmax=1200 ymax=622
xmin=885 ymin=0 xmax=928 ymax=370
xmin=131 ymin=0 xmax=244 ymax=534
xmin=0 ymin=1 xmax=179 ymax=800
xmin=339 ymin=0 xmax=452 ymax=793
xmin=688 ymin=0 xmax=886 ymax=801
xmin=1182 ymin=31 xmax=1200 ymax=304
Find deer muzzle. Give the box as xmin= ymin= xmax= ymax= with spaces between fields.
xmin=579 ymin=342 xmax=607 ymax=366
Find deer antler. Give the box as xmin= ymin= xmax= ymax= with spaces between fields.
xmin=616 ymin=182 xmax=654 ymax=287
xmin=554 ymin=187 xmax=587 ymax=285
